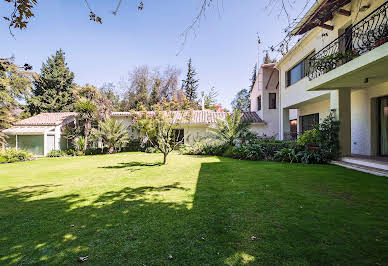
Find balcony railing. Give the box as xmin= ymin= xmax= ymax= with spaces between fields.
xmin=308 ymin=1 xmax=388 ymax=80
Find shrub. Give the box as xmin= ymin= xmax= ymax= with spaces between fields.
xmin=85 ymin=147 xmax=107 ymax=155
xmin=0 ymin=148 xmax=33 ymax=163
xmin=297 ymin=129 xmax=319 ymax=147
xmin=231 ymin=144 xmax=265 ymax=161
xmin=47 ymin=150 xmax=65 ymax=157
xmin=275 ymin=148 xmax=299 ymax=163
xmin=179 ymin=141 xmax=228 ymax=156
xmin=145 ymin=147 xmax=159 ymax=153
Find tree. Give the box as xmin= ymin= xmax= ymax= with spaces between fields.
xmin=209 ymin=110 xmax=251 ymax=147
xmin=204 ymin=87 xmax=218 ymax=110
xmin=249 ymin=64 xmax=257 ymax=92
xmin=27 ymin=50 xmax=75 ymax=115
xmin=231 ymin=89 xmax=250 ymax=112
xmin=91 ymin=119 xmax=130 ymax=154
xmin=181 ymin=58 xmax=199 ymax=102
xmin=75 ymin=99 xmax=97 ymax=153
xmin=263 ymin=52 xmax=277 ymax=64
xmin=131 ymin=102 xmax=191 ymax=164
xmin=0 ymin=58 xmax=32 ymax=145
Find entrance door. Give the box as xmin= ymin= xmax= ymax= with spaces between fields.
xmin=47 ymin=135 xmax=55 ymax=153
xmin=378 ymin=96 xmax=388 ymax=156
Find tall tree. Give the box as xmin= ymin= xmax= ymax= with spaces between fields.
xmin=75 ymin=98 xmax=97 ymax=153
xmin=181 ymin=58 xmax=199 ymax=102
xmin=204 ymin=87 xmax=218 ymax=110
xmin=27 ymin=50 xmax=75 ymax=115
xmin=263 ymin=52 xmax=277 ymax=64
xmin=249 ymin=64 xmax=257 ymax=92
xmin=231 ymin=88 xmax=250 ymax=112
xmin=0 ymin=58 xmax=32 ymax=145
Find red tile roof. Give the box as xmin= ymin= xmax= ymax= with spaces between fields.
xmin=14 ymin=112 xmax=77 ymax=126
xmin=111 ymin=110 xmax=264 ymax=124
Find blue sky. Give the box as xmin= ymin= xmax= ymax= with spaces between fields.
xmin=1 ymin=0 xmax=308 ymax=109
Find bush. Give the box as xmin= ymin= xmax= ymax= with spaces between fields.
xmin=145 ymin=147 xmax=159 ymax=153
xmin=0 ymin=148 xmax=33 ymax=163
xmin=85 ymin=147 xmax=107 ymax=155
xmin=275 ymin=148 xmax=299 ymax=163
xmin=297 ymin=129 xmax=319 ymax=147
xmin=179 ymin=141 xmax=228 ymax=156
xmin=231 ymin=144 xmax=265 ymax=161
xmin=47 ymin=150 xmax=65 ymax=157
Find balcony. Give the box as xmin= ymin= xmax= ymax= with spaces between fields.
xmin=308 ymin=1 xmax=388 ymax=81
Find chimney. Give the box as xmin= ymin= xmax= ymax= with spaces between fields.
xmin=201 ymin=91 xmax=205 ymax=110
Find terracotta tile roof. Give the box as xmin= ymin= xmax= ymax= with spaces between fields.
xmin=14 ymin=112 xmax=77 ymax=126
xmin=111 ymin=110 xmax=264 ymax=124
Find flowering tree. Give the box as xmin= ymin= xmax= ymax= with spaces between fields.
xmin=131 ymin=102 xmax=191 ymax=164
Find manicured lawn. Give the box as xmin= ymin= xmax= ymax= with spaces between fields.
xmin=0 ymin=153 xmax=387 ymax=265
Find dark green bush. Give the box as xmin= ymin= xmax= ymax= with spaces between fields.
xmin=0 ymin=148 xmax=33 ymax=163
xmin=145 ymin=147 xmax=159 ymax=153
xmin=47 ymin=150 xmax=65 ymax=157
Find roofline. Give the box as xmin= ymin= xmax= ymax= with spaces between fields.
xmin=291 ymin=0 xmax=326 ymax=35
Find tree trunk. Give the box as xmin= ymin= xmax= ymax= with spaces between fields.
xmin=163 ymin=153 xmax=168 ymax=165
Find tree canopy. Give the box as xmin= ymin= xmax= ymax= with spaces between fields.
xmin=27 ymin=49 xmax=76 ymax=115
xmin=231 ymin=88 xmax=250 ymax=112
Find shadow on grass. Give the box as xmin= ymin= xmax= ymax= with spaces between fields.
xmin=0 ymin=160 xmax=387 ymax=265
xmin=99 ymin=161 xmax=163 ymax=170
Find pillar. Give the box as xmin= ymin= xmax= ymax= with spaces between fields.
xmin=280 ymin=108 xmax=290 ymax=140
xmin=331 ymin=89 xmax=351 ymax=156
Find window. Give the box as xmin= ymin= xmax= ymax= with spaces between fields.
xmin=172 ymin=129 xmax=184 ymax=144
xmin=286 ymin=53 xmax=314 ymax=86
xmin=300 ymin=113 xmax=319 ymax=133
xmin=269 ymin=93 xmax=276 ymax=109
xmin=257 ymin=96 xmax=261 ymax=111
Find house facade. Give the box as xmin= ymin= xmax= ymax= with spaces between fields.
xmin=277 ymin=0 xmax=388 ymax=157
xmin=111 ymin=110 xmax=266 ymax=145
xmin=2 ymin=113 xmax=77 ymax=156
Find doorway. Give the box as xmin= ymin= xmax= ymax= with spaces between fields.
xmin=378 ymin=96 xmax=388 ymax=156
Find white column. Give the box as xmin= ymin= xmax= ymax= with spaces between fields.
xmin=280 ymin=108 xmax=290 ymax=140
xmin=15 ymin=135 xmax=18 ymax=150
xmin=43 ymin=132 xmax=47 ymax=156
xmin=331 ymin=89 xmax=351 ymax=156
xmin=54 ymin=126 xmax=61 ymax=150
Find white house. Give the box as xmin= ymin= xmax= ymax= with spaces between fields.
xmin=250 ymin=63 xmax=298 ymax=139
xmin=111 ymin=110 xmax=267 ymax=145
xmin=277 ymin=0 xmax=388 ymax=158
xmin=2 ymin=112 xmax=77 ymax=156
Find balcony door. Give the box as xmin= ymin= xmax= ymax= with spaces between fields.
xmin=378 ymin=96 xmax=388 ymax=156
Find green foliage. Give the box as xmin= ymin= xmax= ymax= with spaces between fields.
xmin=131 ymin=103 xmax=191 ymax=164
xmin=275 ymin=148 xmax=299 ymax=163
xmin=0 ymin=58 xmax=32 ymax=145
xmin=75 ymin=99 xmax=98 ymax=152
xmin=74 ymin=136 xmax=86 ymax=153
xmin=296 ymin=112 xmax=340 ymax=164
xmin=231 ymin=88 xmax=250 ymax=112
xmin=297 ymin=129 xmax=319 ymax=146
xmin=209 ymin=110 xmax=251 ymax=146
xmin=145 ymin=147 xmax=159 ymax=153
xmin=180 ymin=140 xmax=228 ymax=156
xmin=91 ymin=119 xmax=130 ymax=154
xmin=47 ymin=150 xmax=65 ymax=157
xmin=181 ymin=58 xmax=199 ymax=102
xmin=27 ymin=50 xmax=76 ymax=115
xmin=249 ymin=63 xmax=257 ymax=92
xmin=0 ymin=148 xmax=33 ymax=163
xmin=231 ymin=144 xmax=265 ymax=160
xmin=204 ymin=87 xmax=218 ymax=110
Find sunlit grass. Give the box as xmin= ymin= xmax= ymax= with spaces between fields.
xmin=0 ymin=152 xmax=387 ymax=265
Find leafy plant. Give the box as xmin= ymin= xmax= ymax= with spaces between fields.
xmin=275 ymin=148 xmax=299 ymax=163
xmin=297 ymin=129 xmax=319 ymax=147
xmin=209 ymin=110 xmax=251 ymax=147
xmin=74 ymin=136 xmax=86 ymax=153
xmin=0 ymin=148 xmax=33 ymax=163
xmin=91 ymin=119 xmax=130 ymax=154
xmin=47 ymin=150 xmax=65 ymax=157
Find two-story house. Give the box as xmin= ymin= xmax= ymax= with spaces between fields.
xmin=277 ymin=0 xmax=388 ymax=162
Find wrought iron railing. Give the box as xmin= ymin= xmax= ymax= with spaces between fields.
xmin=308 ymin=1 xmax=388 ymax=80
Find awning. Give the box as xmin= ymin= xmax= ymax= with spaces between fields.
xmin=2 ymin=126 xmax=55 ymax=135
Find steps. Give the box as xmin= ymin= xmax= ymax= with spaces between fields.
xmin=332 ymin=157 xmax=388 ymax=177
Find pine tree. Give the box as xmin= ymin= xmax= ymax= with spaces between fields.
xmin=27 ymin=49 xmax=75 ymax=115
xmin=249 ymin=64 xmax=257 ymax=92
xmin=181 ymin=58 xmax=199 ymax=102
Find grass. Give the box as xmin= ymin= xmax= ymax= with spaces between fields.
xmin=0 ymin=152 xmax=387 ymax=265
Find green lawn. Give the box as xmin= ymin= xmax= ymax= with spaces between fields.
xmin=0 ymin=153 xmax=387 ymax=265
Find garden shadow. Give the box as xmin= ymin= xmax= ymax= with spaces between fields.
xmin=99 ymin=161 xmax=163 ymax=170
